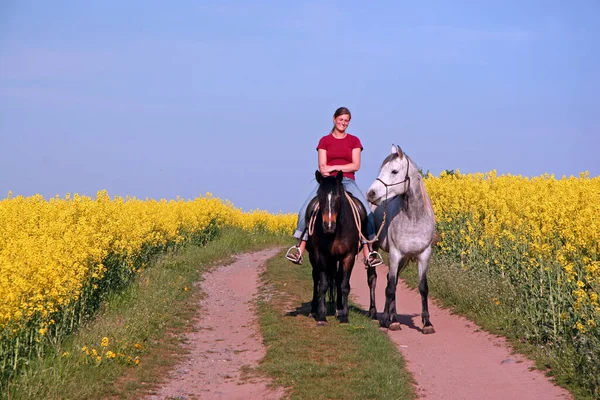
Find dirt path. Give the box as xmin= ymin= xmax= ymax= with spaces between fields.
xmin=146 ymin=248 xmax=284 ymax=400
xmin=147 ymin=249 xmax=573 ymax=400
xmin=349 ymin=258 xmax=573 ymax=400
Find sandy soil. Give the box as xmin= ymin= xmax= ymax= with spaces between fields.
xmin=349 ymin=257 xmax=573 ymax=400
xmin=146 ymin=248 xmax=284 ymax=400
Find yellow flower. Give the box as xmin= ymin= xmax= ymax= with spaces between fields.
xmin=101 ymin=336 xmax=109 ymax=347
xmin=105 ymin=351 xmax=116 ymax=359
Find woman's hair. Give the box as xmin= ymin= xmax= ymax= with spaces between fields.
xmin=331 ymin=107 xmax=351 ymax=133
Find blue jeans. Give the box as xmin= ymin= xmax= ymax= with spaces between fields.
xmin=293 ymin=178 xmax=376 ymax=243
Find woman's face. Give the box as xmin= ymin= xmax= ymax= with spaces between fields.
xmin=333 ymin=114 xmax=350 ymax=132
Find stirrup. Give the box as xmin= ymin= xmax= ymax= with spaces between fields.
xmin=285 ymin=246 xmax=303 ymax=265
xmin=365 ymin=251 xmax=384 ymax=268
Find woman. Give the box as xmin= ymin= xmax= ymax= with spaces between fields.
xmin=286 ymin=107 xmax=383 ymax=267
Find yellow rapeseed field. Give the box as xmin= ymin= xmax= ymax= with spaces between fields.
xmin=2 ymin=174 xmax=598 ymax=392
xmin=425 ymin=170 xmax=599 ymax=330
xmin=425 ymin=170 xmax=600 ymax=393
xmin=0 ymin=191 xmax=295 ymax=378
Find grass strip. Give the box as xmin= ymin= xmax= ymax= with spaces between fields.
xmin=256 ymin=252 xmax=416 ymax=400
xmin=401 ymin=255 xmax=591 ymax=400
xmin=5 ymin=227 xmax=288 ymax=400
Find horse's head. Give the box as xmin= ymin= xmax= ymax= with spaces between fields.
xmin=367 ymin=144 xmax=412 ymax=205
xmin=315 ymin=170 xmax=345 ymax=234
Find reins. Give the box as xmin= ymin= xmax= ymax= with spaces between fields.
xmin=307 ymin=202 xmax=319 ymax=236
xmin=307 ymin=192 xmax=383 ymax=246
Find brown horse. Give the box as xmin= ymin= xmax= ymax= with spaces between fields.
xmin=306 ymin=170 xmax=368 ymax=325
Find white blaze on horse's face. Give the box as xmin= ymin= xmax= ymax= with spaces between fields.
xmin=320 ymin=190 xmax=337 ymax=234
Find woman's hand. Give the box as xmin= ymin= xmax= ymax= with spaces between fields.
xmin=320 ymin=165 xmax=334 ymax=176
xmin=318 ymin=148 xmax=361 ymax=177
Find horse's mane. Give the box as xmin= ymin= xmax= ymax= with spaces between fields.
xmin=379 ymin=153 xmax=399 ymax=170
xmin=379 ymin=152 xmax=419 ymax=174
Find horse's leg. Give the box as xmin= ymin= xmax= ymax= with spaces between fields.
xmin=418 ymin=246 xmax=435 ymax=334
xmin=328 ymin=267 xmax=336 ymax=315
xmin=335 ymin=261 xmax=343 ymax=317
xmin=336 ymin=255 xmax=354 ymax=323
xmin=382 ymin=248 xmax=402 ymax=330
xmin=310 ymin=266 xmax=319 ymax=318
xmin=317 ymin=267 xmax=329 ymax=325
xmin=367 ymin=265 xmax=377 ymax=320
xmin=390 ymin=257 xmax=410 ymax=329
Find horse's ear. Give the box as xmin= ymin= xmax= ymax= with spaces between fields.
xmin=336 ymin=170 xmax=344 ymax=182
xmin=391 ymin=144 xmax=396 ymax=154
xmin=396 ymin=144 xmax=404 ymax=159
xmin=315 ymin=170 xmax=323 ymax=183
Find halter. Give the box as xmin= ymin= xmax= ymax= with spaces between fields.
xmin=376 ymin=156 xmax=411 ymax=193
xmin=355 ymin=156 xmax=412 ymax=244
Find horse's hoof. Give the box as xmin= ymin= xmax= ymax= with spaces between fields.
xmin=389 ymin=322 xmax=402 ymax=331
xmin=317 ymin=321 xmax=328 ymax=327
xmin=422 ymin=325 xmax=435 ymax=334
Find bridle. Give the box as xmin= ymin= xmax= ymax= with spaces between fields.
xmin=356 ymin=156 xmax=412 ymax=244
xmin=376 ymin=156 xmax=411 ymax=195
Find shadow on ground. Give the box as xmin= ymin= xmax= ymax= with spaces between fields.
xmin=285 ymin=301 xmax=422 ymax=332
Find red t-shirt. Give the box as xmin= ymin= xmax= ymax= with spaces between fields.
xmin=316 ymin=133 xmax=363 ymax=180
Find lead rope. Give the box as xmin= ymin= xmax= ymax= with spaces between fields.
xmin=344 ymin=189 xmax=387 ymax=245
xmin=307 ymin=190 xmax=387 ymax=244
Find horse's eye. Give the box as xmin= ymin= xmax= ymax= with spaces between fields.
xmin=391 ymin=170 xmax=398 ymax=175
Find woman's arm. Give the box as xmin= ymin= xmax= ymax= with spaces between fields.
xmin=319 ymin=148 xmax=361 ymax=176
xmin=318 ymin=149 xmax=330 ymax=176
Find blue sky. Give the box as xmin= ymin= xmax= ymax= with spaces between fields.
xmin=1 ymin=1 xmax=598 ymax=214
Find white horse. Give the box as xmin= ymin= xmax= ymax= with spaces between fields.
xmin=366 ymin=144 xmax=436 ymax=333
